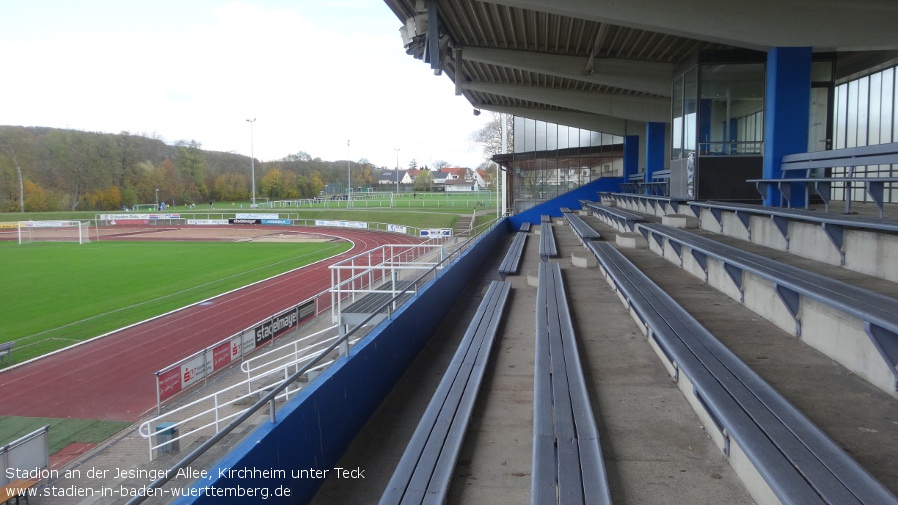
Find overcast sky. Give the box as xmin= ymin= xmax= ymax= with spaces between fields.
xmin=1 ymin=0 xmax=493 ymax=169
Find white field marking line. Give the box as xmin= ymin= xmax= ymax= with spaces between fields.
xmin=2 ymin=236 xmax=359 ymax=371
xmin=15 ymin=242 xmax=349 ymax=345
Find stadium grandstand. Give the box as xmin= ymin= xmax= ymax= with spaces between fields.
xmin=11 ymin=2 xmax=898 ymax=505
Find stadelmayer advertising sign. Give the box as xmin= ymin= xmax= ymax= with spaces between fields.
xmin=155 ymin=300 xmax=317 ymax=402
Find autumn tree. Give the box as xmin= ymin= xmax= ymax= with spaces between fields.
xmin=472 ymin=112 xmax=513 ymax=158
xmin=23 ymin=180 xmax=48 ymax=211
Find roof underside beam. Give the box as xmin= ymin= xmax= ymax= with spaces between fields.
xmin=462 ymin=47 xmax=672 ymax=97
xmin=463 ymin=82 xmax=670 ymax=123
xmin=478 ymin=0 xmax=898 ymax=51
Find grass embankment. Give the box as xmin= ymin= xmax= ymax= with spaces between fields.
xmin=0 ymin=240 xmax=351 ymax=364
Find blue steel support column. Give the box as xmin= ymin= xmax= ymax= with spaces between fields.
xmin=624 ymin=135 xmax=639 ymax=183
xmin=763 ymin=47 xmax=812 ymax=207
xmin=645 ymin=122 xmax=666 ymax=192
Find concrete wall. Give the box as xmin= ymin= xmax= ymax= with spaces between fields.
xmin=174 ymin=222 xmax=508 ymax=505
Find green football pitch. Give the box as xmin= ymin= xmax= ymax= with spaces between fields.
xmin=0 ymin=240 xmax=352 ymax=364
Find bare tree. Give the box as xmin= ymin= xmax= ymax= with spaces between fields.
xmin=471 ymin=112 xmax=513 ymax=159
xmin=0 ymin=128 xmax=29 ymax=212
xmin=432 ymin=159 xmax=450 ymax=171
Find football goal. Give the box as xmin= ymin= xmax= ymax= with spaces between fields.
xmin=18 ymin=220 xmax=95 ymax=245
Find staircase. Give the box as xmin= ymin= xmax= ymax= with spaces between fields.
xmin=454 ymin=214 xmax=473 ymax=238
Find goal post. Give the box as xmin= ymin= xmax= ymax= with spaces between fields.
xmin=18 ymin=220 xmax=94 ymax=245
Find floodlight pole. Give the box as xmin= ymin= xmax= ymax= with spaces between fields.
xmin=246 ymin=118 xmax=256 ymax=208
xmin=394 ymin=148 xmax=401 ymax=194
xmin=347 ymin=139 xmax=351 ymax=208
xmin=155 ymin=188 xmax=159 ymax=210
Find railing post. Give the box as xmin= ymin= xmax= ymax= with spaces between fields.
xmin=269 ymin=398 xmax=276 ymax=423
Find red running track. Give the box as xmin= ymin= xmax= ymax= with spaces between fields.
xmin=0 ymin=227 xmax=420 ymax=422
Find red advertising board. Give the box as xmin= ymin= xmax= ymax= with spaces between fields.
xmin=157 ymin=367 xmax=183 ymax=401
xmin=212 ymin=342 xmax=232 ymax=370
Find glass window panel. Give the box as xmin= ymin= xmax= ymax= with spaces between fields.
xmin=834 ymin=83 xmax=847 ymax=149
xmin=557 ymin=125 xmax=570 ymax=150
xmin=870 ymin=73 xmax=882 ymax=144
xmin=699 ymin=63 xmax=764 ymax=155
xmin=535 ymin=120 xmax=547 ymax=151
xmin=671 ymin=74 xmax=684 ymax=159
xmin=684 ymin=67 xmax=698 ymax=156
xmin=847 ymin=80 xmax=858 ymax=148
xmin=580 ymin=128 xmax=592 ymax=148
xmin=857 ymin=76 xmax=869 ymax=146
xmin=546 ymin=122 xmax=558 ymax=151
xmin=513 ymin=116 xmax=526 ymax=152
xmin=569 ymin=127 xmax=580 ymax=150
xmin=881 ymin=68 xmax=893 ymax=142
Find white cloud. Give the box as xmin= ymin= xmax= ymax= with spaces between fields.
xmin=0 ymin=1 xmax=493 ymax=168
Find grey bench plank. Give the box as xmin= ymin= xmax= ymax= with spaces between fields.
xmin=498 ymin=231 xmax=528 ymax=278
xmin=533 ymin=262 xmax=611 ymax=505
xmin=539 ymin=220 xmax=557 ymax=260
xmin=380 ymin=280 xmax=512 ymax=505
xmin=637 ymin=221 xmax=898 ymax=388
xmin=587 ymin=242 xmax=891 ymax=505
xmin=584 ymin=201 xmax=645 ymax=232
xmin=563 ymin=212 xmax=601 ymax=242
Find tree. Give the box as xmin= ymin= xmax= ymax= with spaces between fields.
xmin=22 ymin=179 xmax=48 ymax=211
xmin=212 ymin=172 xmax=249 ymax=201
xmin=432 ymin=159 xmax=450 ymax=171
xmin=413 ymin=170 xmax=434 ymax=192
xmin=478 ymin=160 xmax=498 ymax=189
xmin=0 ymin=128 xmax=28 ymax=212
xmin=472 ymin=112 xmax=514 ymax=159
xmin=261 ymin=168 xmax=284 ymax=198
xmin=174 ymin=140 xmax=207 ymax=202
xmin=407 ymin=158 xmax=418 ymax=170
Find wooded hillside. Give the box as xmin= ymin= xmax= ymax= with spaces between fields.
xmin=0 ymin=126 xmax=384 ymax=212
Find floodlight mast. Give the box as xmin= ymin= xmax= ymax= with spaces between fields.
xmin=246 ymin=118 xmax=256 ymax=207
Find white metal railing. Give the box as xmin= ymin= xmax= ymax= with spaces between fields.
xmin=241 ymin=325 xmax=338 ymax=383
xmin=124 ymin=216 xmax=505 ymax=503
xmin=139 ymin=325 xmax=368 ymax=460
xmin=329 ymin=243 xmax=448 ymax=323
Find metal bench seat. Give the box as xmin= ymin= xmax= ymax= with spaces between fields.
xmin=597 ymin=192 xmax=686 ymax=215
xmin=563 ymin=212 xmax=601 ymax=243
xmin=380 ymin=280 xmax=512 ymax=505
xmin=587 ymin=240 xmax=898 ymax=505
xmin=498 ymin=229 xmax=528 ymax=279
xmin=584 ymin=201 xmax=645 ymax=232
xmin=687 ymin=200 xmax=898 ymax=265
xmin=636 ymin=221 xmax=898 ymax=390
xmin=532 ymin=262 xmax=611 ymax=505
xmin=539 ymin=217 xmax=557 ymax=260
xmin=749 ymin=142 xmax=898 ymax=216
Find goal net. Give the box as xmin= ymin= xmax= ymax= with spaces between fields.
xmin=18 ymin=220 xmax=94 ymax=245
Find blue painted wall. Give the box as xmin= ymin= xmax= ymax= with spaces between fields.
xmin=763 ymin=47 xmax=812 ymax=206
xmin=645 ymin=122 xmax=666 ymax=179
xmin=174 ymin=222 xmax=508 ymax=504
xmin=507 ymin=176 xmax=624 ymax=230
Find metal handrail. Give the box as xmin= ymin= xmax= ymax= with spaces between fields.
xmin=124 ymin=217 xmax=503 ymax=504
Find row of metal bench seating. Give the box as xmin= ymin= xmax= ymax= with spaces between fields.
xmin=379 ymin=280 xmax=512 ymax=504
xmin=533 ymin=261 xmax=611 ymax=505
xmin=636 ymin=221 xmax=898 ymax=392
xmin=620 ymin=170 xmax=671 ymax=196
xmin=561 ymin=208 xmax=601 ymax=245
xmin=498 ymin=222 xmax=530 ymax=279
xmin=587 ymin=239 xmax=898 ymax=505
